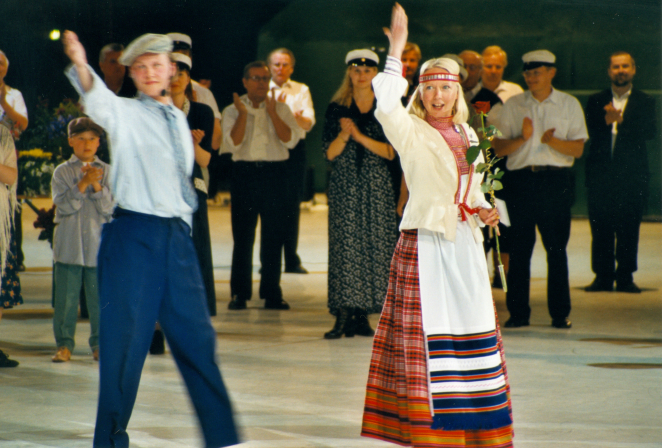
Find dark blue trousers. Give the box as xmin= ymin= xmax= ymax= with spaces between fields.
xmin=94 ymin=209 xmax=238 ymax=448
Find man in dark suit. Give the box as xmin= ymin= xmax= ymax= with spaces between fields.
xmin=584 ymin=51 xmax=657 ymax=293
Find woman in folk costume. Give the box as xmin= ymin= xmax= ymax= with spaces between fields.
xmin=0 ymin=125 xmax=22 ymax=367
xmin=361 ymin=4 xmax=514 ymax=447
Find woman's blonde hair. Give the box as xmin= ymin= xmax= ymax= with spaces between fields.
xmin=407 ymin=57 xmax=469 ymax=124
xmin=330 ymin=65 xmax=378 ymax=108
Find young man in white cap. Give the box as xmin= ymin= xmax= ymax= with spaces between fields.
xmin=62 ymin=31 xmax=238 ymax=448
xmin=493 ymin=49 xmax=588 ymax=330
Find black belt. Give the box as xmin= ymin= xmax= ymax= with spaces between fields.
xmin=520 ymin=165 xmax=568 ymax=172
xmin=234 ymin=160 xmax=286 ymax=169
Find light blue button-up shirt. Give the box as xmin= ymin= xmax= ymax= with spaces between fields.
xmin=65 ymin=64 xmax=195 ymax=226
xmin=52 ymin=155 xmax=114 ymax=267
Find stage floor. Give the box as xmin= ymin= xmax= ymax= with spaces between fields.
xmin=2 ymin=197 xmax=661 ymax=448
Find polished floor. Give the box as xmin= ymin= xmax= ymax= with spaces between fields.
xmin=1 ymin=197 xmax=661 ymax=448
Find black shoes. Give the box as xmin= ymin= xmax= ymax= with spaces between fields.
xmin=149 ymin=329 xmax=165 ymax=355
xmin=228 ymin=296 xmax=247 ymax=310
xmin=264 ymin=299 xmax=290 ymax=310
xmin=585 ymin=277 xmax=613 ymax=292
xmin=504 ymin=318 xmax=529 ymax=328
xmin=552 ymin=318 xmax=572 ymax=329
xmin=354 ymin=309 xmax=375 ymax=337
xmin=284 ymin=265 xmax=308 ymax=274
xmin=0 ymin=349 xmax=18 ymax=367
xmin=324 ymin=308 xmax=352 ymax=339
xmin=616 ymin=282 xmax=642 ymax=293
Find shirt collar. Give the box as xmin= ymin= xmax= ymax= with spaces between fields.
xmin=241 ymin=94 xmax=265 ymax=110
xmin=269 ymin=79 xmax=291 ymax=90
xmin=526 ymin=87 xmax=560 ymax=105
xmin=137 ymin=91 xmax=175 ymax=110
xmin=69 ymin=154 xmax=100 ymax=165
xmin=612 ymin=86 xmax=632 ymax=101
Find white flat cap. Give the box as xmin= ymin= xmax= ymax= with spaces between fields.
xmin=119 ymin=34 xmax=173 ymax=66
xmin=171 ymin=52 xmax=192 ymax=70
xmin=167 ymin=33 xmax=192 ymax=48
xmin=522 ymin=50 xmax=556 ymax=70
xmin=345 ymin=49 xmax=379 ymax=67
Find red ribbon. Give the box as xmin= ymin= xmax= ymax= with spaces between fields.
xmin=458 ymin=203 xmax=480 ymax=221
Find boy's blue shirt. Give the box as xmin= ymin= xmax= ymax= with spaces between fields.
xmin=51 ymin=154 xmax=114 ymax=267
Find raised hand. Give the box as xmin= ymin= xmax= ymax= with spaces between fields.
xmin=604 ymin=103 xmax=623 ymax=125
xmin=522 ymin=117 xmax=533 ymax=141
xmin=277 ymin=91 xmax=287 ymax=103
xmin=541 ymin=128 xmax=556 ymax=144
xmin=62 ymin=30 xmax=88 ymax=66
xmin=232 ymin=92 xmax=247 ymax=115
xmin=384 ymin=3 xmax=408 ymax=58
xmin=191 ymin=129 xmax=205 ymax=146
xmin=266 ymin=88 xmax=278 ymax=115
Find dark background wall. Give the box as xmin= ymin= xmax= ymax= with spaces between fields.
xmin=1 ymin=0 xmax=660 ymax=217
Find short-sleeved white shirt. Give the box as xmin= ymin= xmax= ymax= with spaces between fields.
xmin=269 ymin=78 xmax=315 ymax=138
xmin=499 ymin=88 xmax=588 ymax=170
xmin=0 ymin=86 xmax=28 ymax=131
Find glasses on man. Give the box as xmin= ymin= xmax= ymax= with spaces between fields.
xmin=247 ymin=76 xmax=271 ymax=83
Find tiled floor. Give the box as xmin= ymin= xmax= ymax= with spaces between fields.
xmin=1 ymin=198 xmax=661 ymax=447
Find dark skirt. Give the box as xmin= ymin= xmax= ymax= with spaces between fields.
xmin=192 ymin=189 xmax=216 ymax=316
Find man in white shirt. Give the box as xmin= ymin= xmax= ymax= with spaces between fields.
xmin=267 ymin=48 xmax=315 ymax=274
xmin=481 ymin=46 xmax=524 ymax=103
xmin=221 ymin=61 xmax=300 ymax=311
xmin=98 ymin=43 xmax=136 ymax=98
xmin=493 ymin=50 xmax=588 ymax=330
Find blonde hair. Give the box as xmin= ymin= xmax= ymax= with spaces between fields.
xmin=330 ymin=65 xmax=377 ymax=108
xmin=482 ymin=45 xmax=508 ymax=67
xmin=407 ymin=57 xmax=469 ymax=124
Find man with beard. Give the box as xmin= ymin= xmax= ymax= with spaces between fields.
xmin=583 ymin=52 xmax=656 ymax=293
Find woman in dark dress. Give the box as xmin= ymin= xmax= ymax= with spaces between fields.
xmin=171 ymin=53 xmax=216 ymax=316
xmin=322 ymin=49 xmax=398 ymax=339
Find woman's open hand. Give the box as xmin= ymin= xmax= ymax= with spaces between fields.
xmin=384 ymin=3 xmax=408 ymax=59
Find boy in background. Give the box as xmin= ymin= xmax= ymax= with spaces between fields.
xmin=51 ymin=117 xmax=113 ymax=362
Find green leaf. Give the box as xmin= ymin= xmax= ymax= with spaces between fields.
xmin=493 ymin=170 xmax=505 ymax=179
xmin=493 ymin=180 xmax=503 ymax=190
xmin=481 ymin=182 xmax=491 ymax=193
xmin=476 ymin=162 xmax=489 ymax=173
xmin=466 ymin=145 xmax=481 ymax=164
xmin=479 ymin=139 xmax=492 ymax=150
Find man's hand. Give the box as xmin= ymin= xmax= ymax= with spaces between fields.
xmin=604 ymin=103 xmax=623 ymax=125
xmin=191 ymin=129 xmax=205 ymax=146
xmin=266 ymin=88 xmax=278 ymax=116
xmin=522 ymin=117 xmax=533 ymax=141
xmin=276 ymin=91 xmax=287 ymax=103
xmin=384 ymin=3 xmax=408 ymax=59
xmin=232 ymin=93 xmax=247 ymax=115
xmin=63 ymin=31 xmax=88 ymax=67
xmin=541 ymin=128 xmax=556 ymax=144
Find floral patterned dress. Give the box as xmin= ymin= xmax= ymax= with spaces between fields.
xmin=0 ymin=126 xmax=22 ymax=309
xmin=322 ymin=99 xmax=398 ymax=316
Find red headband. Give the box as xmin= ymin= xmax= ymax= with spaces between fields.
xmin=419 ymin=72 xmax=460 ymax=83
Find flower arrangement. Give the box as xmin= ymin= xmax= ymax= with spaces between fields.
xmin=17 ymin=148 xmax=55 ymax=197
xmin=466 ymin=102 xmax=507 ymax=291
xmin=16 ymin=98 xmax=84 ymax=196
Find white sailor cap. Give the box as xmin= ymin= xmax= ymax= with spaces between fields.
xmin=522 ymin=50 xmax=556 ymax=71
xmin=167 ymin=33 xmax=192 ymax=49
xmin=345 ymin=49 xmax=379 ymax=67
xmin=118 ymin=34 xmax=173 ymax=66
xmin=171 ymin=52 xmax=192 ymax=70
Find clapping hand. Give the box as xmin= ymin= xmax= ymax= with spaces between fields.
xmin=191 ymin=129 xmax=205 ymax=146
xmin=80 ymin=165 xmax=103 ymax=192
xmin=522 ymin=117 xmax=533 ymax=141
xmin=604 ymin=103 xmax=623 ymax=125
xmin=232 ymin=92 xmax=247 ymax=115
xmin=340 ymin=117 xmax=357 ymax=141
xmin=265 ymin=88 xmax=278 ymax=115
xmin=541 ymin=128 xmax=556 ymax=144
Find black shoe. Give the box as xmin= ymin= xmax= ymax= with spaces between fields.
xmin=284 ymin=265 xmax=308 ymax=274
xmin=0 ymin=350 xmax=18 ymax=367
xmin=324 ymin=308 xmax=351 ymax=339
xmin=616 ymin=282 xmax=642 ymax=293
xmin=504 ymin=318 xmax=529 ymax=328
xmin=228 ymin=296 xmax=247 ymax=310
xmin=17 ymin=264 xmax=26 ymax=272
xmin=354 ymin=309 xmax=374 ymax=337
xmin=264 ymin=299 xmax=290 ymax=310
xmin=585 ymin=278 xmax=613 ymax=292
xmin=551 ymin=318 xmax=572 ymax=329
xmin=149 ymin=329 xmax=165 ymax=355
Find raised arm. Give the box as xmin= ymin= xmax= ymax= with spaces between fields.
xmin=62 ymin=31 xmax=93 ymax=92
xmin=384 ymin=3 xmax=408 ymax=60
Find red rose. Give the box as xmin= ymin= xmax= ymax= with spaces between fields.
xmin=473 ymin=101 xmax=491 ymax=115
